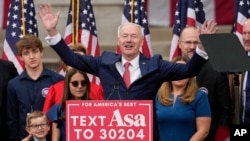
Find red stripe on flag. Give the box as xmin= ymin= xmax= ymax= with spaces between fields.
xmin=170 ymin=0 xmax=178 ymax=26
xmin=142 ymin=38 xmax=151 ymax=58
xmin=87 ymin=32 xmax=93 ymax=55
xmin=116 ymin=45 xmax=121 ymax=54
xmin=172 ymin=46 xmax=181 ymax=59
xmin=236 ymin=23 xmax=243 ymax=34
xmin=1 ymin=51 xmax=7 ymax=60
xmin=94 ymin=42 xmax=100 ymax=56
xmin=186 ymin=17 xmax=196 ymax=26
xmin=64 ymin=34 xmax=72 ymax=45
xmin=16 ymin=55 xmax=25 ymax=69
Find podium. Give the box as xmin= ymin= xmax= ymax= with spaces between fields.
xmin=199 ymin=33 xmax=250 ymax=124
xmin=66 ymin=100 xmax=153 ymax=141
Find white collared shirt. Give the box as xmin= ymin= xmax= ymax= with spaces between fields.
xmin=33 ymin=137 xmax=46 ymax=141
xmin=115 ymin=55 xmax=141 ymax=84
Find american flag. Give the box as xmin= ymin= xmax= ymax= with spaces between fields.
xmin=233 ymin=0 xmax=250 ymax=44
xmin=2 ymin=0 xmax=38 ymax=74
xmin=169 ymin=0 xmax=205 ymax=60
xmin=0 ymin=0 xmax=10 ymax=29
xmin=148 ymin=0 xmax=235 ymax=27
xmin=117 ymin=0 xmax=153 ymax=58
xmin=63 ymin=0 xmax=100 ymax=84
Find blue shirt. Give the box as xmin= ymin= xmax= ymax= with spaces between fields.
xmin=7 ymin=68 xmax=63 ymax=140
xmin=47 ymin=104 xmax=65 ymax=141
xmin=155 ymin=90 xmax=211 ymax=141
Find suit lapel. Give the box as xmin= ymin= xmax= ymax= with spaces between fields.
xmin=139 ymin=54 xmax=158 ymax=77
xmin=108 ymin=55 xmax=123 ymax=78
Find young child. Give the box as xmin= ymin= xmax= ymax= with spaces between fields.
xmin=24 ymin=110 xmax=50 ymax=141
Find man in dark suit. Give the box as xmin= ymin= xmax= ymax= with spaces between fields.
xmin=38 ymin=4 xmax=218 ymax=140
xmin=37 ymin=3 xmax=217 ymax=100
xmin=0 ymin=59 xmax=18 ymax=141
xmin=179 ymin=26 xmax=232 ymax=141
xmin=242 ymin=19 xmax=250 ymax=125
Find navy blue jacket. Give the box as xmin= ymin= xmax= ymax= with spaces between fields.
xmin=7 ymin=68 xmax=63 ymax=140
xmin=0 ymin=59 xmax=18 ymax=141
xmin=52 ymin=39 xmax=207 ymax=100
xmin=196 ymin=61 xmax=231 ymax=141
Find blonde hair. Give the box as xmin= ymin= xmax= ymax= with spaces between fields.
xmin=158 ymin=56 xmax=198 ymax=106
xmin=26 ymin=110 xmax=48 ymax=127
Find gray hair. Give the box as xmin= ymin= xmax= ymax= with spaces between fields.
xmin=117 ymin=22 xmax=144 ymax=37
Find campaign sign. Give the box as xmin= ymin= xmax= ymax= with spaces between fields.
xmin=66 ymin=100 xmax=153 ymax=141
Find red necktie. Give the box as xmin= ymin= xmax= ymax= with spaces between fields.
xmin=123 ymin=62 xmax=130 ymax=88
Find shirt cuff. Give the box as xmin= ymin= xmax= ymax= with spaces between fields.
xmin=45 ymin=33 xmax=61 ymax=45
xmin=196 ymin=47 xmax=208 ymax=60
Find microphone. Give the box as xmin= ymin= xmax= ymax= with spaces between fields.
xmin=114 ymin=82 xmax=119 ymax=90
xmin=106 ymin=82 xmax=121 ymax=100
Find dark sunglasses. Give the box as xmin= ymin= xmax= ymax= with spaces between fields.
xmin=70 ymin=80 xmax=88 ymax=87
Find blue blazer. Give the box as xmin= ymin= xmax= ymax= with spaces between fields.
xmin=52 ymin=39 xmax=207 ymax=100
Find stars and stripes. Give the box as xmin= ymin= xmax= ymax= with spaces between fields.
xmin=118 ymin=0 xmax=153 ymax=58
xmin=148 ymin=0 xmax=235 ymax=27
xmin=233 ymin=0 xmax=250 ymax=44
xmin=2 ymin=0 xmax=38 ymax=74
xmin=169 ymin=0 xmax=205 ymax=60
xmin=63 ymin=0 xmax=100 ymax=84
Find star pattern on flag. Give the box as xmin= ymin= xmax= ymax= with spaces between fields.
xmin=120 ymin=0 xmax=152 ymax=58
xmin=63 ymin=0 xmax=100 ymax=84
xmin=191 ymin=0 xmax=205 ymax=24
xmin=79 ymin=2 xmax=97 ymax=36
xmin=169 ymin=0 xmax=205 ymax=60
xmin=7 ymin=1 xmax=37 ymax=39
xmin=172 ymin=0 xmax=185 ymax=38
xmin=124 ymin=0 xmax=149 ymax=36
xmin=233 ymin=0 xmax=250 ymax=44
xmin=2 ymin=0 xmax=38 ymax=74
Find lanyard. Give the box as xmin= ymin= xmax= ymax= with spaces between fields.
xmin=26 ymin=79 xmax=42 ymax=113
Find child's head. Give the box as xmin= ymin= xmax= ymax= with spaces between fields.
xmin=26 ymin=111 xmax=50 ymax=140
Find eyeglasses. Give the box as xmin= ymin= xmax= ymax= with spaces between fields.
xmin=180 ymin=40 xmax=200 ymax=46
xmin=28 ymin=123 xmax=48 ymax=130
xmin=70 ymin=80 xmax=88 ymax=87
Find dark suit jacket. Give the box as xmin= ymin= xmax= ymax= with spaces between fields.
xmin=51 ymin=38 xmax=207 ymax=100
xmin=196 ymin=61 xmax=232 ymax=141
xmin=0 ymin=59 xmax=18 ymax=139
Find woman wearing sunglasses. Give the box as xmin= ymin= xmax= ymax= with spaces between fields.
xmin=47 ymin=69 xmax=90 ymax=141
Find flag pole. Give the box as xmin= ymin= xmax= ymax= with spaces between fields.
xmin=72 ymin=0 xmax=75 ymax=45
xmin=76 ymin=0 xmax=80 ymax=44
xmin=131 ymin=0 xmax=134 ymax=22
xmin=21 ymin=0 xmax=25 ymax=35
